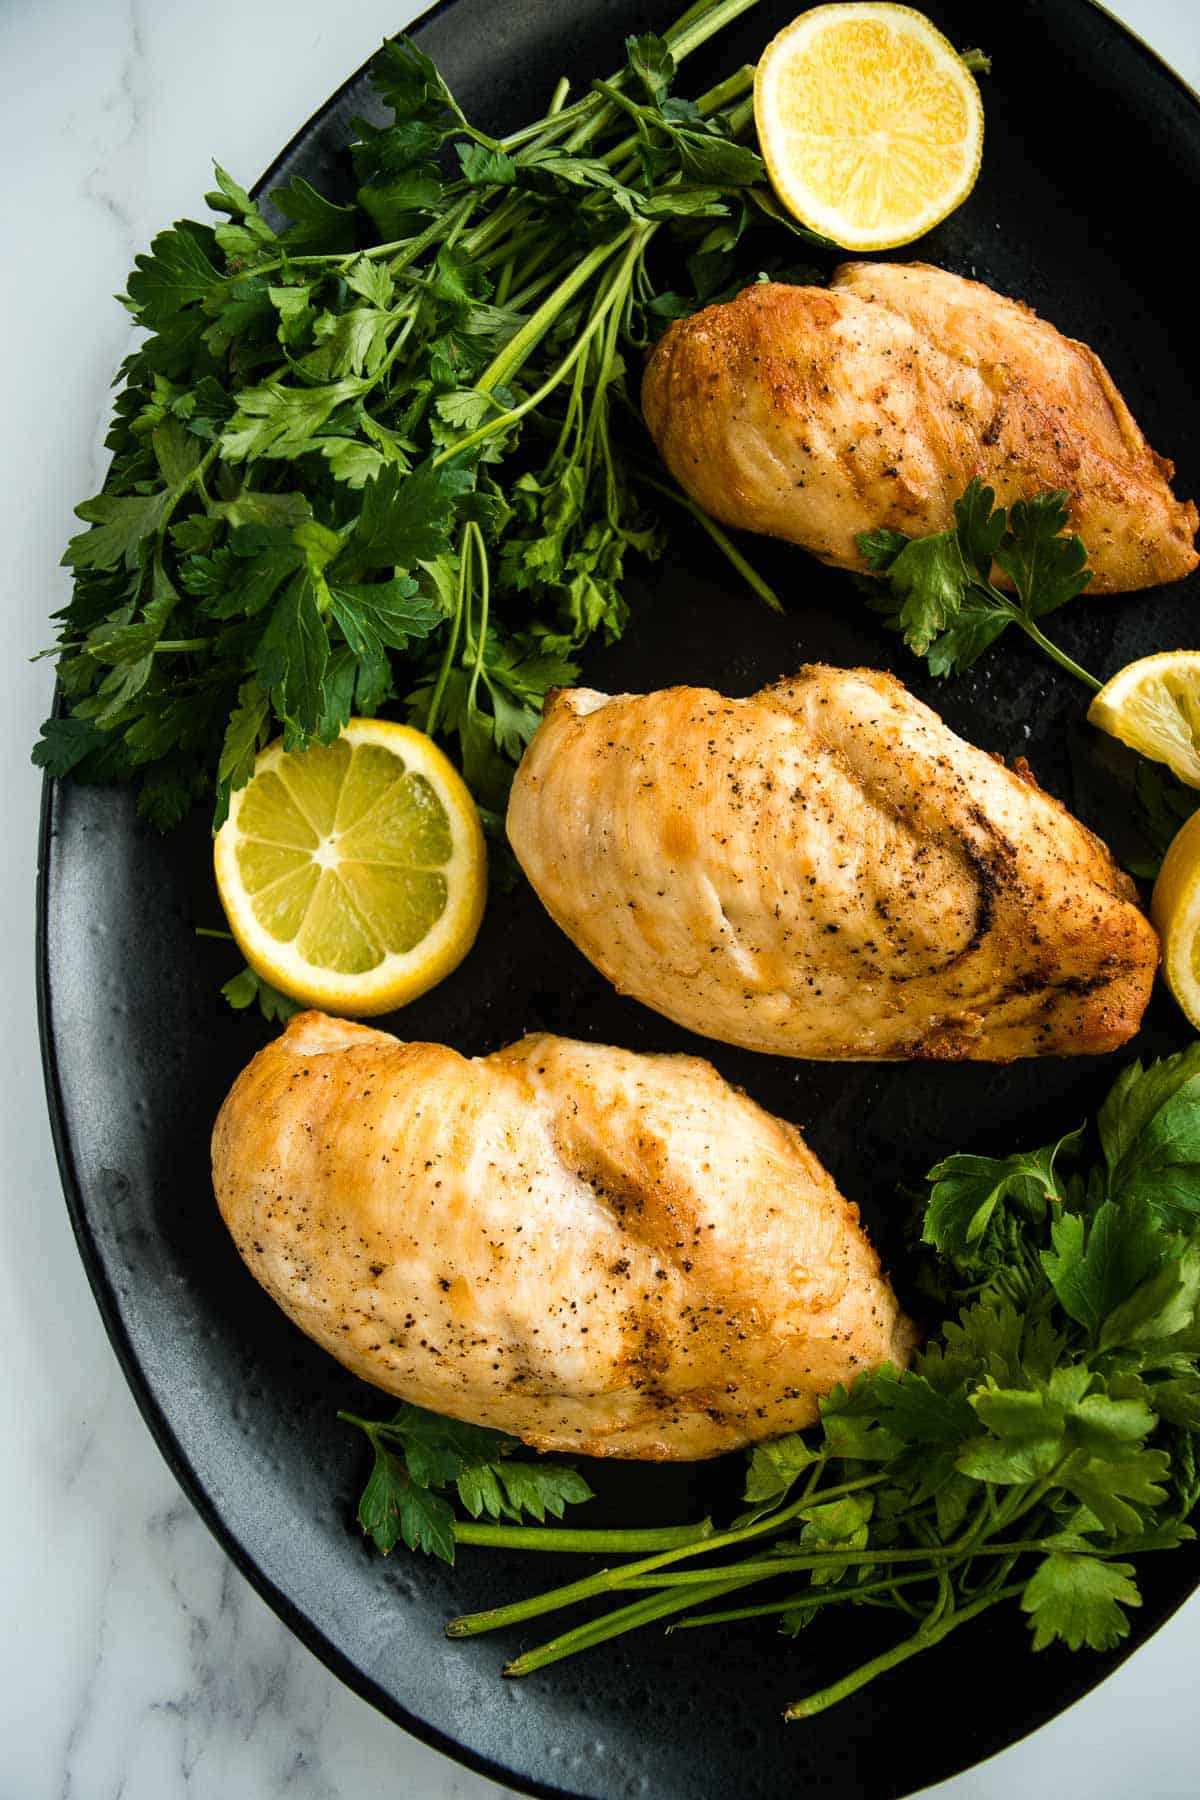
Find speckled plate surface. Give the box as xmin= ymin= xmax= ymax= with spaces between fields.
xmin=37 ymin=2 xmax=1200 ymax=1795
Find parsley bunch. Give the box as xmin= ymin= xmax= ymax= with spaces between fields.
xmin=356 ymin=1046 xmax=1200 ymax=1715
xmin=34 ymin=0 xmax=810 ymax=830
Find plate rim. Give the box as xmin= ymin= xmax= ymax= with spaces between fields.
xmin=34 ymin=2 xmax=1200 ymax=1795
xmin=35 ymin=793 xmax=578 ymax=1800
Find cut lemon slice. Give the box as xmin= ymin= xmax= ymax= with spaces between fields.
xmin=214 ymin=719 xmax=486 ymax=1016
xmin=754 ymin=3 xmax=984 ymax=251
xmin=1152 ymin=809 xmax=1200 ymax=1030
xmin=1087 ymin=651 xmax=1200 ymax=788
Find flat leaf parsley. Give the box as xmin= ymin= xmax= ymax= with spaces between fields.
xmin=35 ymin=0 xmax=812 ymax=829
xmin=858 ymin=478 xmax=1098 ymax=690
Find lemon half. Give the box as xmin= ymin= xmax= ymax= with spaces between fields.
xmin=214 ymin=719 xmax=486 ymax=1016
xmin=754 ymin=3 xmax=984 ymax=252
xmin=1087 ymin=651 xmax=1200 ymax=789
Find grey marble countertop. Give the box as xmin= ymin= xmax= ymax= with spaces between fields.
xmin=3 ymin=2 xmax=1198 ymax=1795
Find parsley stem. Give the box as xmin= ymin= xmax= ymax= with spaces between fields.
xmin=671 ymin=1568 xmax=941 ymax=1627
xmin=590 ymin=80 xmax=650 ymax=134
xmin=424 ymin=525 xmax=469 ymax=740
xmin=464 ymin=521 xmax=489 ymax=723
xmin=611 ymin=1543 xmax=977 ymax=1585
xmin=695 ymin=64 xmax=757 ymax=115
xmin=462 ymin=195 xmax=524 ymax=262
xmin=500 ymin=92 xmax=602 ymax=152
xmin=434 ymin=239 xmax=643 ymax=466
xmin=1014 ymin=613 xmax=1101 ymax=692
xmin=502 ymin=1575 xmax=763 ymax=1677
xmin=665 ymin=0 xmax=763 ymax=63
xmin=497 ymin=1498 xmax=1035 ymax=1681
xmin=599 ymin=63 xmax=754 ymax=170
xmin=503 ymin=248 xmax=577 ymax=315
xmin=581 ymin=234 xmax=651 ymax=506
xmin=452 ymin=1519 xmax=715 ymax=1553
xmin=983 ymin=1536 xmax=1180 ymax=1558
xmin=723 ymin=94 xmax=756 ymax=137
xmin=632 ymin=466 xmax=783 ymax=613
xmin=475 ymin=228 xmax=639 ymax=394
xmin=445 ymin=1473 xmax=885 ymax=1639
xmin=480 ymin=37 xmax=725 ymax=264
xmin=552 ymin=0 xmax=761 ymax=161
xmin=387 ymin=197 xmax=476 ymax=277
xmin=783 ymin=1583 xmax=1026 ymax=1720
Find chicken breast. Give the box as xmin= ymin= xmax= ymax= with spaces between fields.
xmin=506 ymin=668 xmax=1158 ymax=1061
xmin=212 ymin=1012 xmax=913 ymax=1460
xmin=641 ymin=262 xmax=1197 ymax=592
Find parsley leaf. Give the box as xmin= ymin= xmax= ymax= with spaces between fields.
xmin=922 ymin=1130 xmax=1080 ymax=1258
xmin=1099 ymin=1047 xmax=1200 ymax=1226
xmin=873 ymin=529 xmax=972 ymax=655
xmin=124 ymin=223 xmax=224 ymax=323
xmin=359 ymin=1440 xmax=458 ymax=1560
xmin=31 ymin=716 xmax=111 ymax=778
xmin=1041 ymin=1199 xmax=1163 ymax=1340
xmin=220 ymin=963 xmax=303 ymax=1024
xmin=996 ymin=491 xmax=1092 ymax=617
xmin=253 ymin=571 xmax=329 ymax=746
xmin=1022 ymin=1552 xmax=1141 ymax=1651
xmin=341 ymin=1402 xmax=593 ymax=1563
xmin=271 ymin=175 xmax=358 ymax=254
xmin=348 ymin=460 xmax=473 ymax=570
xmin=740 ymin=1434 xmax=822 ymax=1521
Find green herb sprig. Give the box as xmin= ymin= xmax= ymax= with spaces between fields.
xmin=347 ymin=1046 xmax=1200 ymax=1715
xmin=34 ymin=0 xmax=810 ymax=831
xmin=338 ymin=1404 xmax=601 ymax=1562
xmin=857 ymin=478 xmax=1099 ymax=690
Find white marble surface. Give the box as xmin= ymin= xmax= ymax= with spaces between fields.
xmin=3 ymin=2 xmax=1199 ymax=1795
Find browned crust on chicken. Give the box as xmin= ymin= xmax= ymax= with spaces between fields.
xmin=506 ymin=668 xmax=1159 ymax=1061
xmin=212 ymin=1012 xmax=914 ymax=1460
xmin=641 ymin=264 xmax=1197 ymax=592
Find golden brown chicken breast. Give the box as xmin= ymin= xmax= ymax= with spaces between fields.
xmin=506 ymin=668 xmax=1159 ymax=1061
xmin=641 ymin=262 xmax=1197 ymax=592
xmin=212 ymin=1012 xmax=913 ymax=1460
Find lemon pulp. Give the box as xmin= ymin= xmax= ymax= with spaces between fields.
xmin=754 ymin=4 xmax=984 ymax=252
xmin=1088 ymin=651 xmax=1200 ymax=790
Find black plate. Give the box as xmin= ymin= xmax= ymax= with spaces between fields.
xmin=37 ymin=2 xmax=1200 ymax=1795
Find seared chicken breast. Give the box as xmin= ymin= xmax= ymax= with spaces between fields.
xmin=506 ymin=669 xmax=1158 ymax=1061
xmin=212 ymin=1012 xmax=913 ymax=1460
xmin=642 ymin=262 xmax=1197 ymax=592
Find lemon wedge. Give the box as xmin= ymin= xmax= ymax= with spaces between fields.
xmin=754 ymin=3 xmax=984 ymax=251
xmin=1087 ymin=651 xmax=1200 ymax=789
xmin=214 ymin=719 xmax=486 ymax=1016
xmin=1152 ymin=809 xmax=1200 ymax=1030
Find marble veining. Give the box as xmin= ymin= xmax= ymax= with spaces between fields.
xmin=2 ymin=2 xmax=1199 ymax=1797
